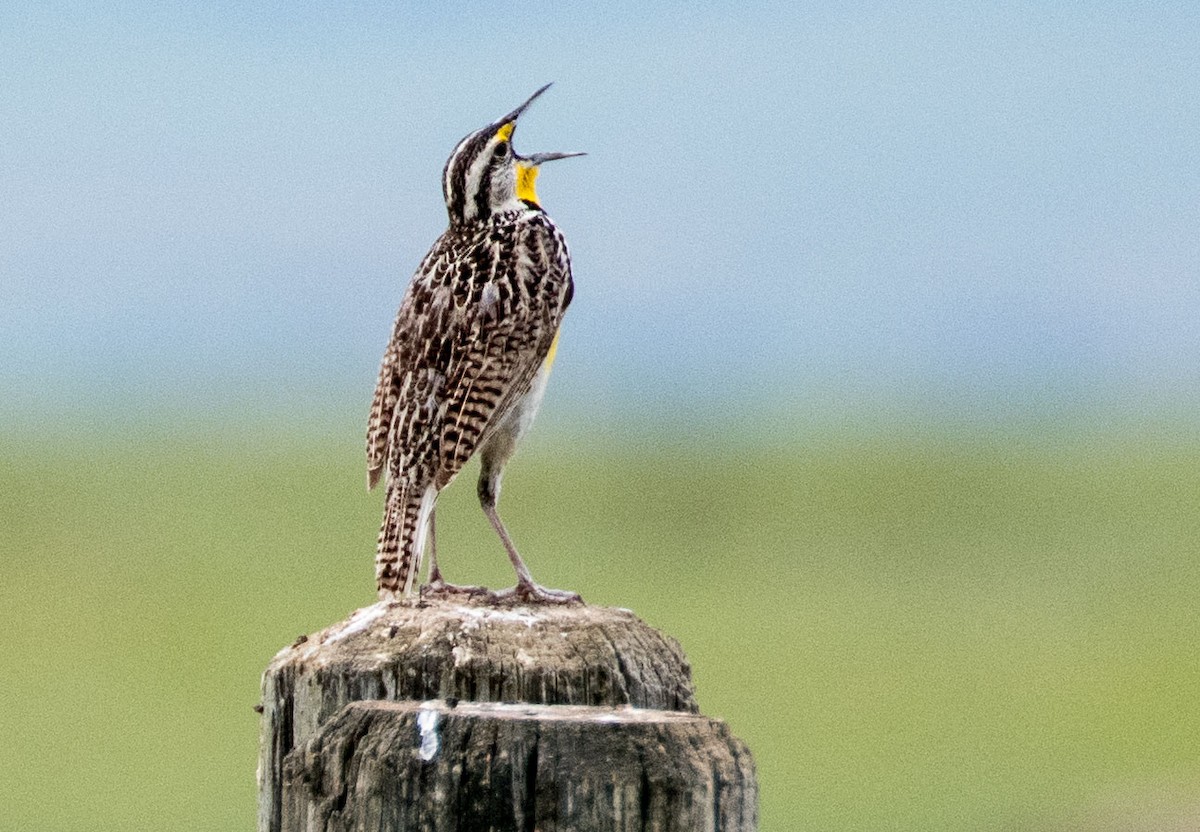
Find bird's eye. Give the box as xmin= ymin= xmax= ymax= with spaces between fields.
xmin=493 ymin=141 xmax=509 ymax=156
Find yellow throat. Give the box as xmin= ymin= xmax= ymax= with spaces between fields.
xmin=516 ymin=163 xmax=540 ymax=205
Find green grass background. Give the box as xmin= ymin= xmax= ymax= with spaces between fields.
xmin=3 ymin=421 xmax=1199 ymax=830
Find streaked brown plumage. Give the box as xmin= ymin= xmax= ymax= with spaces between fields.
xmin=366 ymin=85 xmax=583 ymax=603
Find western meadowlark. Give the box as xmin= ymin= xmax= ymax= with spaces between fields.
xmin=366 ymin=84 xmax=584 ymax=604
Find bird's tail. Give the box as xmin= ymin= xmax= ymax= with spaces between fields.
xmin=376 ymin=478 xmax=437 ymax=599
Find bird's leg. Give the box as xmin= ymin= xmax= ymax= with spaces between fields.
xmin=478 ymin=463 xmax=581 ymax=605
xmin=421 ymin=506 xmax=487 ymax=599
xmin=426 ymin=506 xmax=444 ymax=584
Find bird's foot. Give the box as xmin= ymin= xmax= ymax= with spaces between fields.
xmin=490 ymin=580 xmax=583 ymax=606
xmin=420 ymin=578 xmax=491 ymax=600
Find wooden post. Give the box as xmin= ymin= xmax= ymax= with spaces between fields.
xmin=258 ymin=599 xmax=757 ymax=831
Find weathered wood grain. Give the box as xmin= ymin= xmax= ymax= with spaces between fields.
xmin=282 ymin=700 xmax=757 ymax=832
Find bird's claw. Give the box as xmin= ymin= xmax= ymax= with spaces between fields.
xmin=420 ymin=579 xmax=491 ymax=600
xmin=489 ymin=581 xmax=583 ymax=606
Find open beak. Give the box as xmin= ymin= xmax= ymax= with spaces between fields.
xmin=493 ymin=86 xmax=588 ymax=161
xmin=496 ymin=85 xmax=587 ymax=175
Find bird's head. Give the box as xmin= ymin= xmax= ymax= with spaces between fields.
xmin=441 ymin=84 xmax=584 ymax=225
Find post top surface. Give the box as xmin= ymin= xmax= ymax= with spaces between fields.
xmin=271 ymin=598 xmax=651 ymax=668
xmin=263 ymin=596 xmax=699 ymax=714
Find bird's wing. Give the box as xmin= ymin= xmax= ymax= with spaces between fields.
xmin=366 ymin=246 xmax=446 ymax=490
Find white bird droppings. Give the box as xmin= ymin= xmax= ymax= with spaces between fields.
xmin=324 ymin=603 xmax=388 ymax=646
xmin=455 ymin=606 xmax=540 ymax=628
xmin=417 ymin=709 xmax=440 ymax=762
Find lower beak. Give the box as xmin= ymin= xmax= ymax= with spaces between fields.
xmin=524 ymin=151 xmax=587 ymax=165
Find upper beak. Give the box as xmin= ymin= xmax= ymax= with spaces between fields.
xmin=494 ymin=83 xmax=554 ymax=128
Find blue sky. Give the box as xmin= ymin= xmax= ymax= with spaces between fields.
xmin=3 ymin=2 xmax=1198 ymax=429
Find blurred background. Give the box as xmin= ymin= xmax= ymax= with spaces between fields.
xmin=3 ymin=2 xmax=1199 ymax=830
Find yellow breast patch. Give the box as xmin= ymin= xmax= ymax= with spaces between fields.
xmin=543 ymin=329 xmax=561 ymax=371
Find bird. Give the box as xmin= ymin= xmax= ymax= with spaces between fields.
xmin=366 ymin=84 xmax=584 ymax=604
